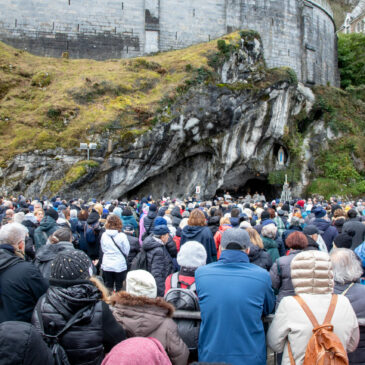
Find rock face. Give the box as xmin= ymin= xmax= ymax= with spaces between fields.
xmin=1 ymin=33 xmax=327 ymax=200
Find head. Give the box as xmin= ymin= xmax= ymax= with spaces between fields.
xmin=230 ymin=208 xmax=240 ymax=218
xmin=219 ymin=216 xmax=231 ymax=226
xmin=126 ymin=270 xmax=157 ymax=298
xmin=333 ymin=230 xmax=355 ymax=249
xmin=0 ymin=223 xmax=28 ymax=253
xmin=105 ymin=214 xmax=123 ymax=232
xmin=93 ymin=203 xmax=103 ymax=217
xmin=261 ymin=223 xmax=277 ymax=239
xmin=347 ymin=209 xmax=358 ymax=219
xmin=330 ymin=248 xmax=363 ymax=285
xmin=267 ymin=208 xmax=276 ymax=219
xmin=45 ymin=208 xmax=58 ymax=221
xmin=333 ymin=208 xmax=345 ymax=219
xmin=70 ymin=209 xmax=78 ymax=219
xmin=245 ymin=227 xmax=264 ymax=249
xmin=49 ymin=228 xmax=73 ymax=244
xmin=286 ymin=231 xmax=308 ymax=250
xmin=188 ymin=209 xmax=206 ymax=227
xmin=152 ymin=222 xmax=170 ymax=243
xmin=221 ymin=228 xmax=253 ymax=254
xmin=34 ymin=209 xmax=44 ymax=223
xmin=78 ymin=209 xmax=89 ymax=221
xmin=177 ymin=241 xmax=207 ymax=269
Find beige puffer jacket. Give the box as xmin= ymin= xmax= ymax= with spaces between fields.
xmin=267 ymin=250 xmax=359 ymax=365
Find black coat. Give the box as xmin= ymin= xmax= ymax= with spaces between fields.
xmin=22 ymin=219 xmax=38 ymax=260
xmin=0 ymin=321 xmax=54 ymax=365
xmin=143 ymin=236 xmax=174 ymax=297
xmin=0 ymin=245 xmax=48 ymax=323
xmin=343 ymin=219 xmax=365 ymax=250
xmin=143 ymin=211 xmax=157 ymax=235
xmin=125 ymin=233 xmax=140 ymax=268
xmin=207 ymin=216 xmax=220 ymax=237
xmin=170 ymin=206 xmax=182 ymax=228
xmin=248 ymin=245 xmax=272 ymax=271
xmin=33 ymin=241 xmax=75 ymax=279
xmin=334 ymin=282 xmax=365 ymax=364
xmin=32 ymin=282 xmax=126 ymax=365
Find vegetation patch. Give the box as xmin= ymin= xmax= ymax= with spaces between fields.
xmin=31 ymin=71 xmax=52 ymax=87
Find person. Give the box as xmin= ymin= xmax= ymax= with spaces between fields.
xmin=0 ymin=321 xmax=55 ymax=365
xmin=32 ymin=250 xmax=126 ymax=365
xmin=110 ymin=270 xmax=189 ymax=365
xmin=143 ymin=221 xmax=175 ymax=296
xmin=245 ymin=227 xmax=272 ymax=270
xmin=332 ymin=208 xmax=346 ymax=234
xmin=195 ymin=228 xmax=275 ymax=365
xmin=311 ymin=206 xmax=338 ymax=251
xmin=180 ymin=209 xmax=217 ymax=264
xmin=302 ymin=225 xmax=326 ymax=252
xmin=100 ymin=214 xmax=130 ymax=292
xmin=101 ymin=337 xmax=172 ymax=365
xmin=270 ymin=231 xmax=309 ymax=307
xmin=121 ymin=207 xmax=138 ymax=234
xmin=34 ymin=209 xmax=44 ymax=224
xmin=164 ymin=240 xmax=207 ymax=294
xmin=343 ymin=209 xmax=365 ymax=249
xmin=171 ymin=205 xmax=182 ymax=229
xmin=139 ymin=204 xmax=158 ymax=242
xmin=33 ymin=208 xmax=60 ymax=249
xmin=22 ymin=213 xmax=39 ymax=260
xmin=331 ymin=248 xmax=365 ymax=365
xmin=332 ymin=230 xmax=356 ymax=249
xmin=85 ymin=209 xmax=103 ymax=261
xmin=213 ymin=216 xmax=232 ymax=254
xmin=122 ymin=224 xmax=140 ymax=269
xmin=267 ymin=250 xmax=359 ymax=365
xmin=34 ymin=227 xmax=75 ymax=279
xmin=0 ymin=223 xmax=48 ymax=323
xmin=261 ymin=222 xmax=280 ymax=263
xmin=76 ymin=208 xmax=89 ymax=252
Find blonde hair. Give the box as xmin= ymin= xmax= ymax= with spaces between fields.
xmin=219 ymin=217 xmax=231 ymax=226
xmin=245 ymin=227 xmax=264 ymax=249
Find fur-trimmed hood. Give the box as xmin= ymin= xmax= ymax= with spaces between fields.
xmin=110 ymin=291 xmax=175 ymax=338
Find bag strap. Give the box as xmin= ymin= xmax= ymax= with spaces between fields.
xmin=287 ymin=342 xmax=296 ymax=365
xmin=110 ymin=236 xmax=127 ymax=262
xmin=293 ymin=295 xmax=319 ymax=327
xmin=323 ymin=294 xmax=338 ymax=324
xmin=145 ymin=219 xmax=154 ymax=235
xmin=170 ymin=272 xmax=180 ymax=288
xmin=341 ymin=283 xmax=355 ymax=297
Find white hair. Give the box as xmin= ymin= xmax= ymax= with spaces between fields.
xmin=261 ymin=223 xmax=278 ymax=239
xmin=330 ymin=248 xmax=363 ymax=284
xmin=70 ymin=209 xmax=78 ymax=219
xmin=0 ymin=223 xmax=28 ymax=246
xmin=13 ymin=212 xmax=25 ymax=224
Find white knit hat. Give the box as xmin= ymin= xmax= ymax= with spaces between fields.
xmin=126 ymin=270 xmax=157 ymax=299
xmin=177 ymin=241 xmax=207 ymax=268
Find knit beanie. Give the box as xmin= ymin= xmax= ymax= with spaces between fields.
xmin=149 ymin=204 xmax=157 ymax=212
xmin=312 ymin=206 xmax=326 ymax=218
xmin=50 ymin=250 xmax=93 ymax=285
xmin=334 ymin=230 xmax=355 ymax=249
xmin=45 ymin=208 xmax=58 ymax=221
xmin=177 ymin=241 xmax=207 ymax=268
xmin=87 ymin=210 xmax=100 ymax=224
xmin=154 ymin=217 xmax=167 ymax=227
xmin=126 ymin=270 xmax=157 ymax=299
xmin=153 ymin=225 xmax=170 ymax=236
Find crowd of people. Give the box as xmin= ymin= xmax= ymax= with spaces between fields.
xmin=0 ymin=193 xmax=364 ymax=365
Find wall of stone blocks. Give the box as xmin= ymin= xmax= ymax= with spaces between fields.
xmin=0 ymin=0 xmax=339 ymax=85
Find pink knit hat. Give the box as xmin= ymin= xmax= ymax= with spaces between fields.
xmin=101 ymin=337 xmax=172 ymax=365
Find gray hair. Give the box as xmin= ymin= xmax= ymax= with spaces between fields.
xmin=0 ymin=223 xmax=28 ymax=246
xmin=330 ymin=248 xmax=363 ymax=284
xmin=50 ymin=228 xmax=73 ymax=244
xmin=70 ymin=209 xmax=78 ymax=219
xmin=261 ymin=223 xmax=277 ymax=239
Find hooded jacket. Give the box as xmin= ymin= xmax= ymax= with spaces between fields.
xmin=139 ymin=210 xmax=158 ymax=243
xmin=34 ymin=241 xmax=74 ymax=279
xmin=0 ymin=321 xmax=54 ymax=365
xmin=333 ymin=217 xmax=346 ymax=234
xmin=143 ymin=236 xmax=175 ymax=297
xmin=261 ymin=236 xmax=280 ymax=263
xmin=121 ymin=215 xmax=138 ymax=232
xmin=343 ymin=219 xmax=365 ymax=250
xmin=181 ymin=225 xmax=217 ymax=264
xmin=170 ymin=207 xmax=182 ymax=228
xmin=110 ymin=291 xmax=189 ymax=365
xmin=0 ymin=245 xmax=48 ymax=323
xmin=267 ymin=250 xmax=359 ymax=365
xmin=125 ymin=233 xmax=140 ymax=269
xmin=249 ymin=245 xmax=272 ymax=271
xmin=312 ymin=218 xmax=338 ymax=251
xmin=207 ymin=216 xmax=220 ymax=237
xmin=213 ymin=224 xmax=232 ymax=252
xmin=34 ymin=216 xmax=59 ymax=249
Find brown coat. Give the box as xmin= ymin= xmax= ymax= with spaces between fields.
xmin=110 ymin=291 xmax=189 ymax=365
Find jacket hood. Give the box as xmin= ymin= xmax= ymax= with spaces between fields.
xmin=39 ymin=215 xmax=57 ymax=231
xmin=182 ymin=225 xmax=205 ymax=239
xmin=313 ymin=218 xmax=331 ymax=231
xmin=0 ymin=245 xmax=23 ymax=272
xmin=248 ymin=245 xmax=262 ymax=261
xmin=230 ymin=217 xmax=240 ymax=227
xmin=142 ymin=235 xmax=162 ymax=251
xmin=262 ymin=236 xmax=278 ymax=249
xmin=35 ymin=242 xmax=74 ymax=262
xmin=146 ymin=210 xmax=158 ymax=220
xmin=105 ymin=229 xmax=119 ymax=237
xmin=171 ymin=206 xmax=182 ymax=219
xmin=111 ymin=291 xmax=174 ymax=337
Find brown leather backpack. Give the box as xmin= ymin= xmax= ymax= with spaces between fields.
xmin=288 ymin=294 xmax=349 ymax=365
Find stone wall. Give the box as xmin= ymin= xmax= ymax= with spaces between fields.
xmin=0 ymin=0 xmax=338 ymax=85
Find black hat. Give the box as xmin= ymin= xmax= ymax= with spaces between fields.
xmin=149 ymin=204 xmax=157 ymax=212
xmin=50 ymin=250 xmax=93 ymax=286
xmin=261 ymin=211 xmax=270 ymax=221
xmin=87 ymin=210 xmax=100 ymax=224
xmin=45 ymin=208 xmax=58 ymax=221
xmin=334 ymin=230 xmax=355 ymax=249
xmin=303 ymin=225 xmax=324 ymax=236
xmin=312 ymin=206 xmax=326 ymax=218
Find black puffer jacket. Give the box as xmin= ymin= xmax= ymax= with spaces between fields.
xmin=143 ymin=236 xmax=174 ymax=297
xmin=143 ymin=211 xmax=157 ymax=236
xmin=125 ymin=233 xmax=140 ymax=269
xmin=171 ymin=207 xmax=182 ymax=228
xmin=248 ymin=245 xmax=272 ymax=271
xmin=32 ymin=281 xmax=125 ymax=365
xmin=207 ymin=216 xmax=220 ymax=236
xmin=334 ymin=282 xmax=365 ymax=364
xmin=22 ymin=219 xmax=38 ymax=260
xmin=0 ymin=321 xmax=54 ymax=365
xmin=33 ymin=242 xmax=75 ymax=279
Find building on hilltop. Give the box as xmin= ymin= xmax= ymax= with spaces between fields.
xmin=338 ymin=0 xmax=365 ymax=34
xmin=0 ymin=0 xmax=339 ymax=86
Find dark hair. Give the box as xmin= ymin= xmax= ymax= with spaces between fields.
xmin=286 ymin=231 xmax=308 ymax=250
xmin=267 ymin=208 xmax=276 ymax=219
xmin=78 ymin=209 xmax=89 ymax=221
xmin=105 ymin=214 xmax=123 ymax=231
xmin=230 ymin=208 xmax=240 ymax=218
xmin=188 ymin=209 xmax=206 ymax=227
xmin=347 ymin=209 xmax=358 ymax=219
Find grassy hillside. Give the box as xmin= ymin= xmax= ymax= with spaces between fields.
xmin=0 ymin=34 xmax=242 ymax=166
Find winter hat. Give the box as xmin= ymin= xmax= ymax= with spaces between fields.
xmin=303 ymin=225 xmax=324 ymax=236
xmin=260 ymin=211 xmax=270 ymax=221
xmin=50 ymin=250 xmax=93 ymax=285
xmin=45 ymin=207 xmax=58 ymax=221
xmin=334 ymin=230 xmax=355 ymax=249
xmin=296 ymin=200 xmax=305 ymax=208
xmin=13 ymin=212 xmax=25 ymax=223
xmin=101 ymin=337 xmax=171 ymax=365
xmin=177 ymin=241 xmax=207 ymax=268
xmin=87 ymin=210 xmax=100 ymax=224
xmin=221 ymin=228 xmax=253 ymax=250
xmin=153 ymin=224 xmax=170 ymax=236
xmin=158 ymin=207 xmax=166 ymax=217
xmin=126 ymin=270 xmax=157 ymax=299
xmin=154 ymin=217 xmax=167 ymax=227
xmin=312 ymin=206 xmax=326 ymax=218
xmin=113 ymin=207 xmax=122 ymax=219
xmin=182 ymin=211 xmax=190 ymax=218
xmin=149 ymin=204 xmax=157 ymax=212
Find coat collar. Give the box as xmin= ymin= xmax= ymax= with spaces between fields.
xmin=219 ymin=249 xmax=250 ymax=264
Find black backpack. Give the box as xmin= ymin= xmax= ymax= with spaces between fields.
xmin=35 ymin=297 xmax=91 ymax=365
xmin=130 ymin=248 xmax=148 ymax=271
xmin=164 ymin=273 xmax=200 ymax=351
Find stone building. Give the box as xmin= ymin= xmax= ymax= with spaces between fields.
xmin=339 ymin=0 xmax=365 ymax=34
xmin=0 ymin=0 xmax=339 ymax=86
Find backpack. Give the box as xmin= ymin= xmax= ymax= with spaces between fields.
xmin=141 ymin=217 xmax=155 ymax=241
xmin=287 ymin=294 xmax=349 ymax=365
xmin=85 ymin=223 xmax=98 ymax=245
xmin=130 ymin=248 xmax=148 ymax=271
xmin=164 ymin=273 xmax=200 ymax=351
xmin=35 ymin=297 xmax=91 ymax=365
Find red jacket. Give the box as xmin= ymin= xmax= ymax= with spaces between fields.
xmin=214 ymin=224 xmax=232 ymax=252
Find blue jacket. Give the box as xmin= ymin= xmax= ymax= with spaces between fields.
xmin=195 ymin=250 xmax=275 ymax=365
